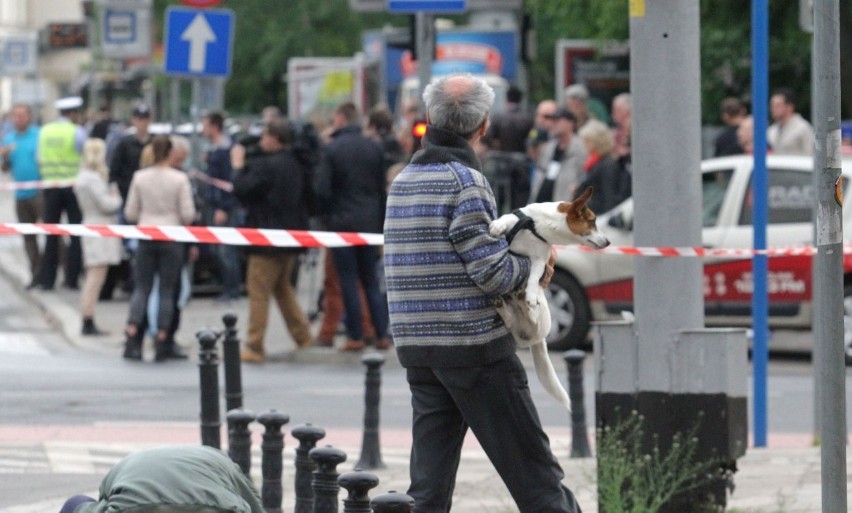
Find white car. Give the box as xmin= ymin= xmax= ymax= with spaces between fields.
xmin=546 ymin=155 xmax=852 ymax=363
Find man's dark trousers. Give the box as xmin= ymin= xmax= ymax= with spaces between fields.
xmin=406 ymin=353 xmax=583 ymax=513
xmin=38 ymin=187 xmax=82 ymax=289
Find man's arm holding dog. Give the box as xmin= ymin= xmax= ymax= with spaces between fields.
xmin=448 ymin=183 xmax=531 ymax=298
xmin=540 ymin=247 xmax=556 ymax=287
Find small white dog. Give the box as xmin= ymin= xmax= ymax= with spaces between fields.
xmin=489 ymin=187 xmax=610 ymax=410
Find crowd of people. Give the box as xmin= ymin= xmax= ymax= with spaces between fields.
xmin=0 ymin=81 xmax=818 ymax=367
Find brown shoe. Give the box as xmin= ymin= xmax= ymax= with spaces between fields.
xmin=240 ymin=347 xmax=265 ymax=363
xmin=375 ymin=338 xmax=392 ymax=350
xmin=339 ymin=339 xmax=366 ymax=352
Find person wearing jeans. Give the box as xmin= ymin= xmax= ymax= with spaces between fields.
xmin=122 ymin=135 xmax=196 ymax=362
xmin=315 ymin=102 xmax=390 ymax=352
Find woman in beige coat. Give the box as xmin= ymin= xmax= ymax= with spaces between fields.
xmin=122 ymin=135 xmax=196 ymax=362
xmin=73 ymin=138 xmax=122 ymax=336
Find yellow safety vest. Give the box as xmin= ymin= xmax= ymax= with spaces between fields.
xmin=39 ymin=122 xmax=79 ymax=181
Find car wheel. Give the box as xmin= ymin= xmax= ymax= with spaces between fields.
xmin=844 ymin=284 xmax=852 ymax=366
xmin=545 ymin=271 xmax=591 ymax=351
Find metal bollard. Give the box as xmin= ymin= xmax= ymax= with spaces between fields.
xmin=355 ymin=353 xmax=385 ymax=469
xmin=309 ymin=445 xmax=347 ymax=513
xmin=370 ymin=491 xmax=415 ymax=513
xmin=227 ymin=408 xmax=256 ymax=476
xmin=339 ymin=469 xmax=380 ymax=513
xmin=292 ymin=424 xmax=327 ymax=513
xmin=221 ymin=313 xmax=244 ymax=412
xmin=197 ymin=329 xmax=222 ymax=449
xmin=563 ymin=349 xmax=592 ymax=458
xmin=258 ymin=409 xmax=290 ymax=513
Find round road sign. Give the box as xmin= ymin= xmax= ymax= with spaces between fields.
xmin=179 ymin=0 xmax=224 ymax=7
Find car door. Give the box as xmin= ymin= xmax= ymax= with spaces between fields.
xmin=711 ymin=161 xmax=814 ymax=326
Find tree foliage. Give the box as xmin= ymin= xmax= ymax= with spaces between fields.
xmin=153 ymin=1 xmax=840 ymax=122
xmin=524 ymin=0 xmax=815 ymax=124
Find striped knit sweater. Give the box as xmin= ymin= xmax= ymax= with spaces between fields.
xmin=383 ymin=126 xmax=531 ymax=368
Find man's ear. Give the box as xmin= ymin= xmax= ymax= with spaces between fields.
xmin=478 ymin=115 xmax=490 ymax=137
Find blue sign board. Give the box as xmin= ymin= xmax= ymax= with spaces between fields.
xmin=164 ymin=7 xmax=234 ymax=77
xmin=387 ymin=0 xmax=466 ymax=13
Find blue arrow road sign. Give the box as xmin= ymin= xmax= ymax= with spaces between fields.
xmin=387 ymin=0 xmax=466 ymax=12
xmin=164 ymin=7 xmax=234 ymax=77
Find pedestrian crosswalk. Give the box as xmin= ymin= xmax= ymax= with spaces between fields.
xmin=0 ymin=334 xmax=50 ymax=357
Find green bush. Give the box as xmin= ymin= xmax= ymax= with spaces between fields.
xmin=597 ymin=410 xmax=722 ymax=513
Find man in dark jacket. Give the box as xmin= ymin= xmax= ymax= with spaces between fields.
xmin=315 ymin=102 xmax=390 ymax=352
xmin=231 ymin=119 xmax=313 ymax=363
xmin=202 ymin=111 xmax=241 ymax=301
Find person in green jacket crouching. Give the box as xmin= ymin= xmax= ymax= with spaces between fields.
xmin=59 ymin=445 xmax=264 ymax=513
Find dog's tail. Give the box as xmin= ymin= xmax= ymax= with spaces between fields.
xmin=531 ymin=342 xmax=572 ymax=411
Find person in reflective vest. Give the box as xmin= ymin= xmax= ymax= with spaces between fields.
xmin=35 ymin=96 xmax=88 ymax=291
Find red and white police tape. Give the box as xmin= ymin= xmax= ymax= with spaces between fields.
xmin=0 ymin=223 xmax=383 ymax=248
xmin=0 ymin=221 xmax=844 ymax=255
xmin=0 ymin=179 xmax=76 ymax=191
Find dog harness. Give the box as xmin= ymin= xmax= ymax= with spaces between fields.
xmin=505 ymin=209 xmax=549 ymax=244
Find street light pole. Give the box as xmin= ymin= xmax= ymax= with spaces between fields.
xmin=812 ymin=1 xmax=847 ymax=510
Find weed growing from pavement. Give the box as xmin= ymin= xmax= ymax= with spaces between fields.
xmin=596 ymin=410 xmax=723 ymax=513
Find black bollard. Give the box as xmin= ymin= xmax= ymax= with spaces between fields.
xmin=370 ymin=491 xmax=415 ymax=513
xmin=563 ymin=349 xmax=592 ymax=458
xmin=227 ymin=408 xmax=256 ymax=476
xmin=221 ymin=313 xmax=244 ymax=412
xmin=339 ymin=469 xmax=380 ymax=513
xmin=309 ymin=445 xmax=347 ymax=513
xmin=258 ymin=409 xmax=290 ymax=513
xmin=197 ymin=329 xmax=222 ymax=449
xmin=355 ymin=353 xmax=385 ymax=469
xmin=292 ymin=424 xmax=327 ymax=513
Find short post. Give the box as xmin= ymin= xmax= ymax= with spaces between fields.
xmin=292 ymin=423 xmax=327 ymax=513
xmin=355 ymin=353 xmax=385 ymax=469
xmin=563 ymin=350 xmax=592 ymax=458
xmin=227 ymin=408 xmax=256 ymax=476
xmin=370 ymin=491 xmax=415 ymax=513
xmin=258 ymin=409 xmax=290 ymax=513
xmin=221 ymin=313 xmax=244 ymax=412
xmin=309 ymin=445 xmax=347 ymax=513
xmin=339 ymin=469 xmax=380 ymax=513
xmin=197 ymin=329 xmax=222 ymax=449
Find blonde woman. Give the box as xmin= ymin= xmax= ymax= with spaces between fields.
xmin=575 ymin=119 xmax=631 ymax=214
xmin=123 ymin=135 xmax=196 ymax=362
xmin=74 ymin=138 xmax=123 ymax=335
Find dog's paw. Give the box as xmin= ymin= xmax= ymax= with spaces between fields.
xmin=489 ymin=219 xmax=509 ymax=237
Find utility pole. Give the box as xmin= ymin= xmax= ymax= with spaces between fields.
xmin=595 ymin=1 xmax=747 ymax=510
xmin=812 ymin=1 xmax=847 ymax=510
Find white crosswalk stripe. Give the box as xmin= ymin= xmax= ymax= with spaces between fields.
xmin=0 ymin=334 xmax=50 ymax=356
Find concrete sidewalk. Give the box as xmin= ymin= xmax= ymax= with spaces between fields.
xmin=0 ymin=198 xmax=849 ymax=511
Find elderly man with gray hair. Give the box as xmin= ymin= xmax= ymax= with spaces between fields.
xmin=384 ymin=73 xmax=583 ymax=512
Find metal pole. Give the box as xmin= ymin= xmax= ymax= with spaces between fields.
xmin=563 ymin=350 xmax=591 ymax=458
xmin=197 ymin=329 xmax=222 ymax=449
xmin=221 ymin=313 xmax=243 ymax=412
xmin=355 ymin=353 xmax=385 ymax=470
xmin=751 ymin=0 xmax=770 ymax=449
xmin=813 ymin=1 xmax=847 ymax=510
xmin=415 ymin=12 xmax=434 ymax=106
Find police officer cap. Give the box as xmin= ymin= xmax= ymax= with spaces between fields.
xmin=55 ymin=96 xmax=83 ymax=111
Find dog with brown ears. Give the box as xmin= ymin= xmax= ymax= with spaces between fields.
xmin=489 ymin=187 xmax=610 ymax=410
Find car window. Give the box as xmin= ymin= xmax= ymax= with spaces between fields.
xmin=739 ymin=168 xmax=814 ymax=225
xmin=702 ymin=169 xmax=734 ymax=227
